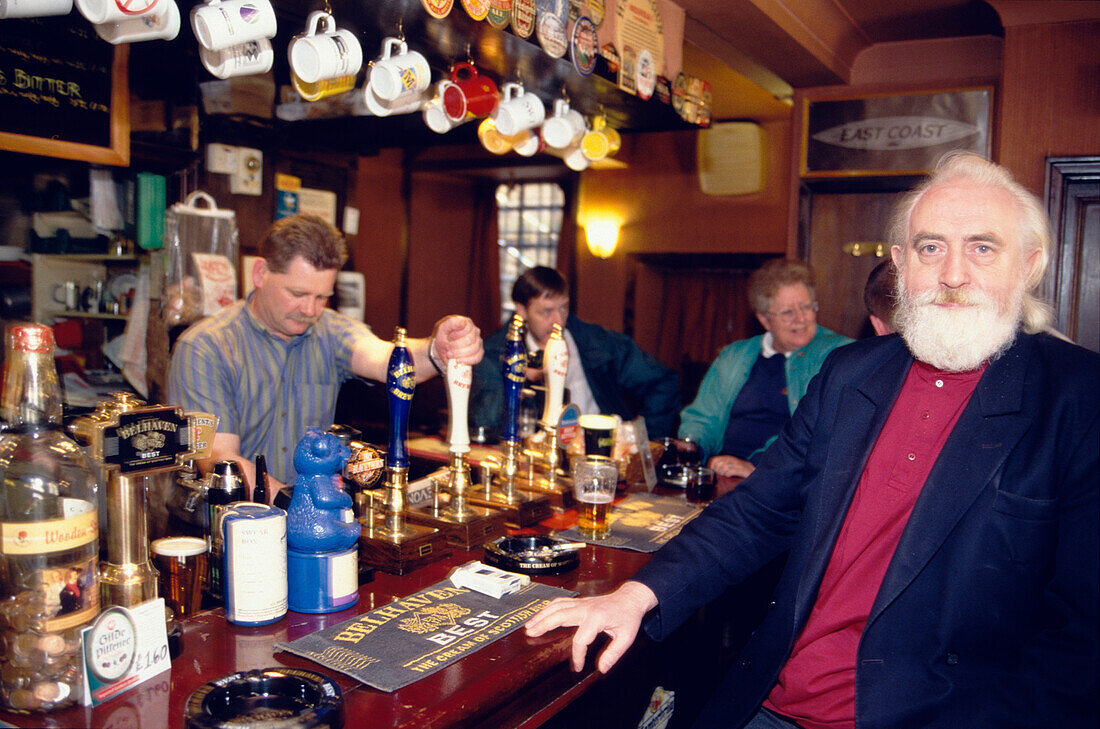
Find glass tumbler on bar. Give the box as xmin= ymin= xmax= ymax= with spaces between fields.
xmin=571 ymin=456 xmax=618 ymax=540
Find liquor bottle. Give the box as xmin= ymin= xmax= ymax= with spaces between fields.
xmin=0 ymin=323 xmax=100 ymax=713
xmin=205 ymin=460 xmax=243 ymax=599
xmin=252 ymin=454 xmax=268 ymax=506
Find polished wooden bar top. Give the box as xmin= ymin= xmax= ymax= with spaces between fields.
xmin=0 ymin=538 xmax=649 ymax=729
xmin=0 ymin=474 xmax=739 ymax=729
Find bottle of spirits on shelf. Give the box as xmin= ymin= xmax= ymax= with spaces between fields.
xmin=0 ymin=323 xmax=101 ymax=713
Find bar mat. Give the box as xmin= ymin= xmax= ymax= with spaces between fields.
xmin=555 ymin=494 xmax=703 ymax=553
xmin=275 ymin=580 xmax=576 ymax=692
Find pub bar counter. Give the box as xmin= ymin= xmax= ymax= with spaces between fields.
xmin=0 ymin=540 xmax=653 ymax=729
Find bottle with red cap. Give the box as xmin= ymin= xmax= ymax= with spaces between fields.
xmin=0 ymin=323 xmax=100 ymax=713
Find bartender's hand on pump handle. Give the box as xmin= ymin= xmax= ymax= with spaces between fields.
xmin=429 ymin=315 xmax=483 ymax=367
xmin=525 ymin=581 xmax=658 ymax=673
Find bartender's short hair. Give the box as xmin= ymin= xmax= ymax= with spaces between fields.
xmin=863 ymin=259 xmax=897 ymax=321
xmin=747 ymin=259 xmax=816 ymax=313
xmin=512 ymin=266 xmax=568 ymax=307
xmin=260 ymin=214 xmax=348 ymax=273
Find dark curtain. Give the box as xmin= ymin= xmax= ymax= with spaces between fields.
xmin=651 ymin=268 xmax=758 ymax=403
xmin=466 ymin=181 xmax=501 ymax=334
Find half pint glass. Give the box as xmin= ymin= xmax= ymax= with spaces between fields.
xmin=572 ymin=456 xmax=618 ymax=540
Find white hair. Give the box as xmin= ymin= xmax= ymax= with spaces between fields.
xmin=887 ymin=152 xmax=1053 ymax=333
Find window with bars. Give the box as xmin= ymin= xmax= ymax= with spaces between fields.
xmin=495 ymin=182 xmax=565 ymax=322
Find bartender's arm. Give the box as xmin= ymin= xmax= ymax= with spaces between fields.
xmin=350 ymin=314 xmax=483 ymax=381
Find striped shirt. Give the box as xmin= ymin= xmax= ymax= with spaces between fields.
xmin=168 ymin=299 xmax=376 ymax=484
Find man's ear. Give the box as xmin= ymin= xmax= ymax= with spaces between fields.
xmin=252 ymin=257 xmax=269 ymax=289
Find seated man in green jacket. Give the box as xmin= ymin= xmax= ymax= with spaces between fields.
xmin=680 ymin=259 xmax=851 ymax=478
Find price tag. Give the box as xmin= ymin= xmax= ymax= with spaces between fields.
xmin=81 ymin=599 xmax=170 ymax=706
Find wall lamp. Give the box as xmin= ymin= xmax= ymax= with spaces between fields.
xmin=584 ymin=217 xmax=621 ymax=259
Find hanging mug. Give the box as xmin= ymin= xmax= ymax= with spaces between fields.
xmin=75 ymin=0 xmax=160 ymax=25
xmin=447 ymin=62 xmax=498 ymax=119
xmin=362 ymin=80 xmax=424 ymax=117
xmin=368 ymin=37 xmax=430 ymax=101
xmin=0 ymin=0 xmax=72 ymax=19
xmin=201 ymin=37 xmax=274 ymax=79
xmin=292 ymin=70 xmax=357 ymax=102
xmin=94 ymin=0 xmax=180 ymax=45
xmin=492 ymin=83 xmax=545 ymax=137
xmin=288 ymin=10 xmax=363 ymax=85
xmin=423 ymin=81 xmax=470 ymax=133
xmin=478 ymin=118 xmax=513 ymax=155
xmin=581 ymin=115 xmax=622 ymax=162
xmin=541 ymin=98 xmax=586 ymax=149
xmin=190 ymin=0 xmax=276 ymax=52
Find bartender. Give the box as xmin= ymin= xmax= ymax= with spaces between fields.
xmin=168 ymin=214 xmax=483 ymax=499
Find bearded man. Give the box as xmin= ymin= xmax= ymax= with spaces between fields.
xmin=526 ymin=153 xmax=1099 ymax=729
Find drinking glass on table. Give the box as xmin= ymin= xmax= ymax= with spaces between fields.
xmin=571 ymin=456 xmax=618 ymax=540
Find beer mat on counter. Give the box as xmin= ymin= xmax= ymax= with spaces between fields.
xmin=555 ymin=494 xmax=703 ymax=552
xmin=274 ymin=580 xmax=576 ymax=692
xmin=408 ymin=436 xmax=503 ymax=464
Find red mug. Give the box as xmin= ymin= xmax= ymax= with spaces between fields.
xmin=447 ymin=62 xmax=499 ymax=119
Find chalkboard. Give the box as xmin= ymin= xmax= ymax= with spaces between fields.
xmin=0 ymin=14 xmax=129 ymax=165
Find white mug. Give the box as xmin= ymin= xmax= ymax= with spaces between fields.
xmin=289 ymin=11 xmax=363 ymax=85
xmin=422 ymin=82 xmax=469 ymax=134
xmin=541 ymin=98 xmax=586 ymax=149
xmin=362 ymin=84 xmax=424 ymax=117
xmin=492 ymin=83 xmax=545 ymax=137
xmin=76 ymin=0 xmax=161 ymax=25
xmin=200 ymin=37 xmax=273 ymax=79
xmin=94 ymin=0 xmax=179 ymax=45
xmin=368 ymin=37 xmax=430 ymax=101
xmin=190 ymin=0 xmax=277 ymax=52
xmin=512 ymin=129 xmax=543 ymax=157
xmin=0 ymin=0 xmax=72 ymax=19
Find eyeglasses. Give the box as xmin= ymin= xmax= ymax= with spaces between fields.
xmin=765 ymin=302 xmax=818 ymax=323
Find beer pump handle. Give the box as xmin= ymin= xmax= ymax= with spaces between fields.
xmin=386 ymin=327 xmax=414 ymax=469
xmin=446 ymin=359 xmax=471 ymax=454
xmin=541 ymin=324 xmax=568 ymax=427
xmin=501 ymin=315 xmax=526 ymax=443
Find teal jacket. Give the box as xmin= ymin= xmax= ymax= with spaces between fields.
xmin=679 ymin=327 xmax=852 ymax=462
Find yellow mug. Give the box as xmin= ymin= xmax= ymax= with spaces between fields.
xmin=292 ymin=71 xmax=357 ymax=102
xmin=581 ymin=115 xmax=622 ymax=162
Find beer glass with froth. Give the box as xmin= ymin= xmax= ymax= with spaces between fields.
xmin=571 ymin=456 xmax=618 ymax=540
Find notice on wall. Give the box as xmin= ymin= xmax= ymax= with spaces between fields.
xmin=614 ymin=0 xmax=664 ymax=96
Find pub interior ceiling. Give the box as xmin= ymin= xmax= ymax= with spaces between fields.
xmin=120 ymin=1 xmax=1009 ymax=153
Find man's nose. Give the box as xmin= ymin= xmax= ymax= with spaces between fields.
xmin=791 ymin=305 xmax=812 ymax=324
xmin=300 ymin=298 xmax=322 ymax=317
xmin=940 ymin=247 xmax=970 ymax=288
xmin=550 ymin=310 xmax=566 ymax=327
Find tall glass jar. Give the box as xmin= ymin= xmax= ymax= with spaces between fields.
xmin=0 ymin=323 xmax=100 ymax=712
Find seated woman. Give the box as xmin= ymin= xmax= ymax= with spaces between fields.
xmin=679 ymin=259 xmax=851 ymax=478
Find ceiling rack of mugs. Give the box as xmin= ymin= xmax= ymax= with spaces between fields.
xmin=3 ymin=0 xmax=713 ymax=162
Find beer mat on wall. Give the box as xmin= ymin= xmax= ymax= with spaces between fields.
xmin=555 ymin=494 xmax=703 ymax=552
xmin=274 ymin=581 xmax=576 ymax=692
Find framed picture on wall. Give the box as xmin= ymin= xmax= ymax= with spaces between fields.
xmin=801 ymin=87 xmax=992 ymax=178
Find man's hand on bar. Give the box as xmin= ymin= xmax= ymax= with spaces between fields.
xmin=525 ymin=580 xmax=658 ymax=673
xmin=431 ymin=315 xmax=483 ymax=366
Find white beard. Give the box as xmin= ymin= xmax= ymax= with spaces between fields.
xmin=894 ymin=283 xmax=1024 ymax=372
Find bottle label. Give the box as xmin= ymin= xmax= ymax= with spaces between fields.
xmin=0 ymin=509 xmax=98 ymax=556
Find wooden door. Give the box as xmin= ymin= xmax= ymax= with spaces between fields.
xmin=1045 ymin=157 xmax=1100 ymax=352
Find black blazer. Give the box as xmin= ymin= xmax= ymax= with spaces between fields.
xmin=634 ymin=332 xmax=1099 ymax=729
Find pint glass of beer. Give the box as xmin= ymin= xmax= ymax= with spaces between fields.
xmin=571 ymin=456 xmax=619 ymax=540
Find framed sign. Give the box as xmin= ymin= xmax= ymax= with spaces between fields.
xmin=0 ymin=16 xmax=129 ymax=166
xmin=801 ymin=87 xmax=991 ymax=178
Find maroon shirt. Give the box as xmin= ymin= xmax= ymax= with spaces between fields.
xmin=764 ymin=361 xmax=986 ymax=729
